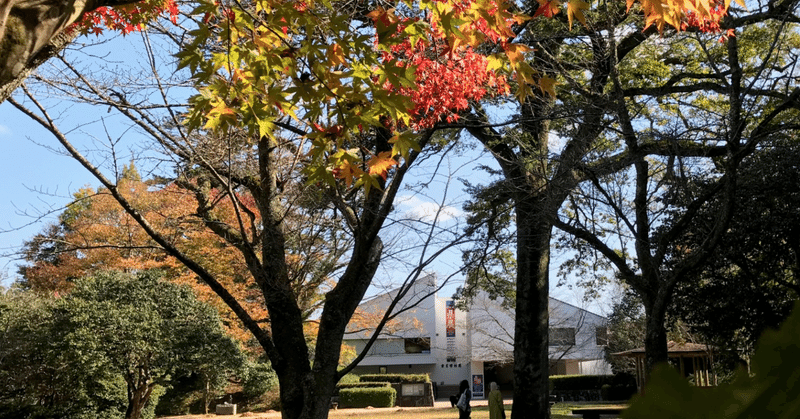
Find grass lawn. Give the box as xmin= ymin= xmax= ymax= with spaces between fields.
xmin=326 ymin=402 xmax=626 ymax=419
xmin=159 ymin=402 xmax=628 ymax=419
xmin=326 ymin=402 xmax=625 ymax=419
xmin=550 ymin=402 xmax=629 ymax=419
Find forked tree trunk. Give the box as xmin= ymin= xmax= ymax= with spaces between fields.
xmin=125 ymin=381 xmax=154 ymax=419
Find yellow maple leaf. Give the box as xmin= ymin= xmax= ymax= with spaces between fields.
xmin=333 ymin=160 xmax=364 ymax=188
xmin=504 ymin=43 xmax=533 ymax=67
xmin=367 ymin=151 xmax=398 ymax=180
xmin=486 ymin=54 xmax=506 ymax=72
xmin=538 ymin=76 xmax=557 ymax=98
xmin=513 ymin=13 xmax=532 ymax=25
xmin=567 ymin=0 xmax=590 ymax=29
xmin=328 ymin=43 xmax=347 ymax=68
xmin=204 ymin=100 xmax=237 ymax=130
xmin=639 ymin=0 xmax=669 ymax=30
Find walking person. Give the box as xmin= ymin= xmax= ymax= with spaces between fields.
xmin=455 ymin=379 xmax=472 ymax=419
xmin=488 ymin=382 xmax=505 ymax=419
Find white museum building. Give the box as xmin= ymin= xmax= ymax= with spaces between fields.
xmin=343 ymin=274 xmax=612 ymax=399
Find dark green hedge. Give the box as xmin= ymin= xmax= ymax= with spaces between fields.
xmin=338 ymin=387 xmax=396 ymax=408
xmin=359 ymin=374 xmax=430 ymax=383
xmin=549 ymin=375 xmax=614 ymax=391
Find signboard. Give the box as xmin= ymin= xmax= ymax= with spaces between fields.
xmin=446 ymin=300 xmax=456 ymax=337
xmin=446 ymin=300 xmax=456 ymax=362
xmin=472 ymin=374 xmax=484 ymax=397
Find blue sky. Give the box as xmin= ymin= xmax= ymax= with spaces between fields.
xmin=0 ymin=102 xmax=101 ymax=286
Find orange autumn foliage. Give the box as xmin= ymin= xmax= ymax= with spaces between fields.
xmin=20 ymin=170 xmax=326 ymax=347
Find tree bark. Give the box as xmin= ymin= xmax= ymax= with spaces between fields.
xmin=0 ymin=0 xmax=140 ymax=103
xmin=511 ymin=196 xmax=553 ymax=419
xmin=125 ymin=380 xmax=153 ymax=419
xmin=641 ymin=293 xmax=670 ymax=374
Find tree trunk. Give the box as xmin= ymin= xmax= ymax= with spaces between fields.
xmin=0 ymin=0 xmax=150 ymax=103
xmin=125 ymin=381 xmax=153 ymax=419
xmin=265 ymin=294 xmax=315 ymax=419
xmin=511 ymin=196 xmax=554 ymax=419
xmin=641 ymin=291 xmax=670 ymax=378
xmin=204 ymin=378 xmax=209 ymax=415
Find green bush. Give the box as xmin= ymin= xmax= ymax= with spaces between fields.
xmin=359 ymin=373 xmax=430 ymax=383
xmin=240 ymin=361 xmax=278 ymax=399
xmin=337 ymin=382 xmax=392 ymax=389
xmin=339 ymin=387 xmax=396 ymax=408
xmin=601 ymin=384 xmax=612 ymax=400
xmin=338 ymin=373 xmax=361 ymax=385
xmin=549 ymin=375 xmax=613 ymax=391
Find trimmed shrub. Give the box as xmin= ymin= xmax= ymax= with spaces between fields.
xmin=608 ymin=373 xmax=637 ymax=400
xmin=337 ymin=382 xmax=393 ymax=389
xmin=338 ymin=374 xmax=360 ymax=385
xmin=339 ymin=387 xmax=396 ymax=408
xmin=359 ymin=374 xmax=430 ymax=383
xmin=600 ymin=384 xmax=612 ymax=400
xmin=549 ymin=375 xmax=613 ymax=391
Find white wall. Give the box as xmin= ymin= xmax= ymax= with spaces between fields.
xmin=343 ymin=277 xmax=612 ymax=395
xmin=343 ymin=274 xmax=472 ymax=387
xmin=579 ymin=359 xmax=613 ymax=375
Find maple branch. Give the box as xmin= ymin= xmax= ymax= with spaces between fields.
xmin=52 ymin=58 xmax=271 ymax=275
xmin=8 ymin=89 xmax=282 ymax=366
xmin=581 ymin=141 xmax=728 ymax=182
xmin=729 ymin=0 xmax=800 ymax=26
xmin=0 ymin=0 xmax=156 ymax=103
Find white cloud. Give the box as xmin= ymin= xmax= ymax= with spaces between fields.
xmin=396 ymin=195 xmax=463 ymax=223
xmin=0 ymin=125 xmax=10 ymax=137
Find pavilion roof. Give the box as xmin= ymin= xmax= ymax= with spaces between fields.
xmin=611 ymin=341 xmax=715 ymax=358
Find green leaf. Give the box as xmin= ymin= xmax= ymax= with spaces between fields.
xmin=390 ymin=131 xmax=421 ymax=162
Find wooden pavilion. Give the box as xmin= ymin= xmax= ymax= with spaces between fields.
xmin=612 ymin=341 xmax=717 ymax=393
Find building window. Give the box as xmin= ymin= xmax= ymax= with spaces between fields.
xmin=595 ymin=326 xmax=608 ymax=346
xmin=549 ymin=327 xmax=576 ymax=346
xmin=402 ymin=383 xmax=425 ymax=396
xmin=404 ymin=337 xmax=431 ymax=354
xmin=379 ymin=366 xmax=387 ymax=374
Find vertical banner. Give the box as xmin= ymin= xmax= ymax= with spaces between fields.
xmin=472 ymin=374 xmax=484 ymax=397
xmin=446 ymin=300 xmax=456 ymax=362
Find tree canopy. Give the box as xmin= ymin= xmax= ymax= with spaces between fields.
xmin=669 ymin=139 xmax=800 ymax=355
xmin=0 ymin=270 xmax=243 ymax=419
